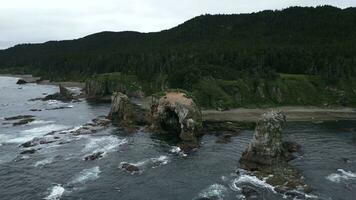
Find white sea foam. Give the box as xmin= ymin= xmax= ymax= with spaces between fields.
xmin=34 ymin=157 xmax=54 ymax=167
xmin=326 ymin=169 xmax=356 ymax=183
xmin=231 ymin=174 xmax=276 ymax=193
xmin=6 ymin=124 xmax=69 ymax=144
xmin=150 ymin=155 xmax=170 ymax=167
xmin=44 ymin=185 xmax=65 ymax=200
xmin=29 ymin=120 xmax=54 ymax=125
xmin=69 ymin=166 xmax=101 ymax=185
xmin=198 ymin=184 xmax=228 ymax=200
xmin=169 ymin=146 xmax=187 ymax=157
xmin=83 ymin=136 xmax=127 ymax=156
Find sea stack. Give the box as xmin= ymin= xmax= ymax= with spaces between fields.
xmin=239 ymin=111 xmax=289 ymax=170
xmin=150 ymin=91 xmax=202 ymax=143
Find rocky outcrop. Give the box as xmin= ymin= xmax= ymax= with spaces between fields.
xmin=239 ymin=111 xmax=310 ymax=194
xmin=150 ymin=91 xmax=202 ymax=143
xmin=85 ymin=73 xmax=144 ymax=102
xmin=108 ymin=92 xmax=148 ymax=126
xmin=239 ymin=111 xmax=288 ymax=168
xmin=4 ymin=115 xmax=35 ymax=126
xmin=43 ymin=85 xmax=75 ymax=102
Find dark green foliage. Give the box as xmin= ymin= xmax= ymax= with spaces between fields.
xmin=1 ymin=6 xmax=356 ymax=108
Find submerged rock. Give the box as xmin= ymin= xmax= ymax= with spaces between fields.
xmin=13 ymin=118 xmax=35 ymax=126
xmin=4 ymin=115 xmax=35 ymax=126
xmin=20 ymin=149 xmax=36 ymax=154
xmin=5 ymin=115 xmax=34 ymax=121
xmin=108 ymin=92 xmax=148 ymax=126
xmin=84 ymin=152 xmax=104 ymax=161
xmin=151 ymin=91 xmax=202 ymax=143
xmin=120 ymin=162 xmax=140 ymax=173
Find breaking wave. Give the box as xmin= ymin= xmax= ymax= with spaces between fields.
xmin=44 ymin=185 xmax=65 ymax=200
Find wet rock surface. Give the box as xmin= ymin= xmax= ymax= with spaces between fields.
xmin=4 ymin=115 xmax=36 ymax=126
xmin=42 ymin=85 xmax=76 ymax=102
xmin=120 ymin=163 xmax=140 ymax=173
xmin=84 ymin=152 xmax=104 ymax=161
xmin=239 ymin=111 xmax=310 ymax=194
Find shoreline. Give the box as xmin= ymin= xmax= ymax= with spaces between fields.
xmin=203 ymin=106 xmax=356 ymax=122
xmin=0 ymin=74 xmax=85 ymax=89
xmin=2 ymin=74 xmax=356 ymax=122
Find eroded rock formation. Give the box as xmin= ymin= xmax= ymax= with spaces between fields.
xmin=239 ymin=111 xmax=288 ymax=168
xmin=150 ymin=91 xmax=202 ymax=143
xmin=108 ymin=92 xmax=148 ymax=126
xmin=43 ymin=85 xmax=75 ymax=102
xmin=239 ymin=111 xmax=310 ymax=194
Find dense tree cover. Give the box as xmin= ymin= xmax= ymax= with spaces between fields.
xmin=1 ymin=5 xmax=356 ymax=107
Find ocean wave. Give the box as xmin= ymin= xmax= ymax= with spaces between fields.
xmin=150 ymin=155 xmax=170 ymax=167
xmin=34 ymin=157 xmax=54 ymax=167
xmin=5 ymin=124 xmax=69 ymax=144
xmin=326 ymin=169 xmax=356 ymax=183
xmin=169 ymin=146 xmax=187 ymax=157
xmin=83 ymin=136 xmax=127 ymax=157
xmin=198 ymin=184 xmax=228 ymax=200
xmin=69 ymin=166 xmax=101 ymax=185
xmin=28 ymin=120 xmax=54 ymax=125
xmin=44 ymin=185 xmax=65 ymax=200
xmin=230 ymin=174 xmax=276 ymax=193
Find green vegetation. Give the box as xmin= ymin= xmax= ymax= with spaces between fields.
xmin=1 ymin=6 xmax=356 ymax=108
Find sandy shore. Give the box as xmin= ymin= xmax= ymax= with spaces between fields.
xmin=203 ymin=106 xmax=356 ymax=122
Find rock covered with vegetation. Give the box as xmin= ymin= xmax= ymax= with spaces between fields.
xmin=151 ymin=91 xmax=202 ymax=142
xmin=85 ymin=73 xmax=143 ymax=101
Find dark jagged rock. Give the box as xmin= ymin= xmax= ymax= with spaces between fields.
xmin=84 ymin=152 xmax=104 ymax=161
xmin=5 ymin=115 xmax=34 ymax=121
xmin=13 ymin=118 xmax=35 ymax=126
xmin=20 ymin=149 xmax=36 ymax=154
xmin=30 ymin=109 xmax=42 ymax=112
xmin=71 ymin=117 xmax=111 ymax=135
xmin=151 ymin=91 xmax=202 ymax=143
xmin=16 ymin=79 xmax=28 ymax=84
xmin=42 ymin=85 xmax=75 ymax=102
xmin=108 ymin=92 xmax=148 ymax=126
xmin=21 ymin=137 xmax=57 ymax=148
xmin=120 ymin=163 xmax=140 ymax=173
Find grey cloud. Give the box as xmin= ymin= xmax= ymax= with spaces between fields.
xmin=0 ymin=0 xmax=354 ymax=49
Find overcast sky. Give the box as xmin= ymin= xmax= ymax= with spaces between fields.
xmin=0 ymin=0 xmax=355 ymax=49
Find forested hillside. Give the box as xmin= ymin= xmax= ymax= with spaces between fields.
xmin=1 ymin=5 xmax=356 ymax=108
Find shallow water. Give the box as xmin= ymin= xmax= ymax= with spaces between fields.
xmin=0 ymin=76 xmax=355 ymax=200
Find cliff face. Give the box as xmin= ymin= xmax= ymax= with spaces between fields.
xmin=85 ymin=73 xmax=143 ymax=101
xmin=108 ymin=92 xmax=148 ymax=126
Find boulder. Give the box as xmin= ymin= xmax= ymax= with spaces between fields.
xmin=120 ymin=162 xmax=140 ymax=173
xmin=108 ymin=92 xmax=148 ymax=126
xmin=16 ymin=79 xmax=28 ymax=84
xmin=84 ymin=152 xmax=104 ymax=161
xmin=240 ymin=111 xmax=288 ymax=169
xmin=150 ymin=91 xmax=202 ymax=142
